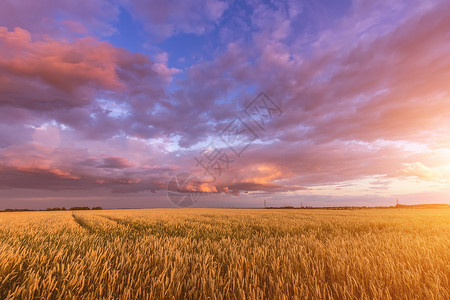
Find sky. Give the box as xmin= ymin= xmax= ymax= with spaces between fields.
xmin=0 ymin=0 xmax=449 ymax=209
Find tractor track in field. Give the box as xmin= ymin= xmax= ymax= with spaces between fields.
xmin=71 ymin=213 xmax=97 ymax=234
xmin=97 ymin=215 xmax=196 ymax=238
xmin=71 ymin=213 xmax=131 ymax=239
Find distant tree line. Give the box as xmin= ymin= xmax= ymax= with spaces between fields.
xmin=265 ymin=204 xmax=450 ymax=210
xmin=46 ymin=207 xmax=67 ymax=211
xmin=69 ymin=207 xmax=87 ymax=211
xmin=1 ymin=207 xmax=103 ymax=212
xmin=51 ymin=206 xmax=103 ymax=211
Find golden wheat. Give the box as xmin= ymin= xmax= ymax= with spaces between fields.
xmin=0 ymin=208 xmax=448 ymax=299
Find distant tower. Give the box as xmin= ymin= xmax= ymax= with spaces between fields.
xmin=396 ymin=197 xmax=399 ymax=208
xmin=264 ymin=199 xmax=267 ymax=209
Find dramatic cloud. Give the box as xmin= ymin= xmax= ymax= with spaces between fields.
xmin=0 ymin=0 xmax=449 ymax=208
xmin=0 ymin=0 xmax=119 ymax=37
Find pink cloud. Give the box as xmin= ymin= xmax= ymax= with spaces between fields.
xmin=0 ymin=26 xmax=180 ymax=141
xmin=0 ymin=27 xmax=122 ymax=109
xmin=0 ymin=0 xmax=119 ymax=37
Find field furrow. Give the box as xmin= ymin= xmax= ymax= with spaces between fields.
xmin=0 ymin=209 xmax=448 ymax=299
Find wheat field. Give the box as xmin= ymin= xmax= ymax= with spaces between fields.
xmin=0 ymin=208 xmax=448 ymax=299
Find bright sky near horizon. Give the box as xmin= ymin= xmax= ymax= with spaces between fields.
xmin=0 ymin=0 xmax=449 ymax=209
